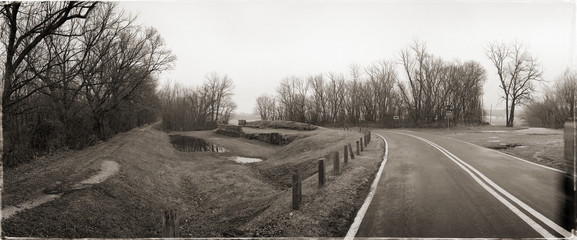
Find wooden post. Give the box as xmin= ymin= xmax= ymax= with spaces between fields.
xmin=356 ymin=141 xmax=360 ymax=155
xmin=162 ymin=209 xmax=179 ymax=237
xmin=365 ymin=134 xmax=368 ymax=147
xmin=292 ymin=169 xmax=302 ymax=210
xmin=344 ymin=145 xmax=349 ymax=166
xmin=318 ymin=158 xmax=325 ymax=187
xmin=348 ymin=143 xmax=355 ymax=159
xmin=360 ymin=138 xmax=364 ymax=151
xmin=333 ymin=151 xmax=340 ymax=175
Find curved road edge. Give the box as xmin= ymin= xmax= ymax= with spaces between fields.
xmin=394 ymin=131 xmax=571 ymax=238
xmin=345 ymin=133 xmax=389 ymax=239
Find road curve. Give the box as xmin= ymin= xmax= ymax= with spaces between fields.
xmin=354 ymin=129 xmax=571 ymax=238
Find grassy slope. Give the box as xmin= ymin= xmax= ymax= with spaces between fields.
xmin=3 ymin=123 xmax=384 ymax=238
xmin=242 ymin=137 xmax=384 ymax=237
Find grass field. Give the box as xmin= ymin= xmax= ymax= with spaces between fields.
xmin=2 ymin=122 xmax=384 ymax=238
xmin=417 ymin=125 xmax=569 ymax=172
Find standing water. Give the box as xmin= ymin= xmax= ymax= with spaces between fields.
xmin=169 ymin=135 xmax=263 ymax=163
xmin=169 ymin=135 xmax=228 ymax=152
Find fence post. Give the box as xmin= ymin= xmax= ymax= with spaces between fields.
xmin=360 ymin=138 xmax=364 ymax=151
xmin=344 ymin=145 xmax=349 ymax=166
xmin=292 ymin=169 xmax=302 ymax=210
xmin=162 ymin=209 xmax=179 ymax=237
xmin=368 ymin=131 xmax=371 ymax=143
xmin=364 ymin=134 xmax=368 ymax=147
xmin=318 ymin=158 xmax=325 ymax=187
xmin=348 ymin=143 xmax=355 ymax=159
xmin=356 ymin=141 xmax=360 ymax=155
xmin=333 ymin=151 xmax=340 ymax=175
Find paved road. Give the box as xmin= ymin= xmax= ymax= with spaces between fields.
xmin=354 ymin=130 xmax=572 ymax=238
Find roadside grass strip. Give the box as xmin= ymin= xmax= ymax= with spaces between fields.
xmin=434 ymin=133 xmax=564 ymax=174
xmin=345 ymin=133 xmax=389 ymax=239
xmin=396 ymin=131 xmax=571 ymax=239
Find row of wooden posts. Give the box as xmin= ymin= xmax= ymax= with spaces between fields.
xmin=160 ymin=128 xmax=372 ymax=237
xmin=292 ymin=129 xmax=372 ymax=210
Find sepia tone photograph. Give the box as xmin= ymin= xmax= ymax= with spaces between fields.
xmin=0 ymin=0 xmax=575 ymax=238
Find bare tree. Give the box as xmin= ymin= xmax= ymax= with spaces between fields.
xmin=1 ymin=1 xmax=97 ymax=165
xmin=556 ymin=69 xmax=577 ymax=119
xmin=365 ymin=60 xmax=397 ymax=123
xmin=398 ymin=40 xmax=450 ymax=124
xmin=486 ymin=41 xmax=543 ymax=127
xmin=326 ymin=72 xmax=346 ymax=123
xmin=307 ymin=74 xmax=327 ymax=123
xmin=255 ymin=94 xmax=276 ymax=120
xmin=1 ymin=2 xmax=97 ymax=114
xmin=446 ymin=61 xmax=486 ymax=124
xmin=204 ymin=72 xmax=234 ymax=123
xmin=523 ymin=69 xmax=577 ymax=128
xmin=398 ymin=40 xmax=426 ymax=123
xmin=346 ymin=64 xmax=362 ymax=123
xmin=276 ymin=76 xmax=305 ymax=121
xmin=79 ymin=7 xmax=175 ymax=139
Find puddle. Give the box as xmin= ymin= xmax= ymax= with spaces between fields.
xmin=228 ymin=156 xmax=262 ymax=164
xmin=170 ymin=135 xmax=228 ymax=152
xmin=487 ymin=140 xmax=501 ymax=143
xmin=488 ymin=143 xmax=525 ymax=150
xmin=481 ymin=130 xmax=507 ymax=133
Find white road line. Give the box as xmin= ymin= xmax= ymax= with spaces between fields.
xmin=396 ymin=131 xmax=570 ymax=238
xmin=434 ymin=133 xmax=564 ymax=173
xmin=492 ymin=150 xmax=564 ymax=173
xmin=345 ymin=133 xmax=389 ymax=240
xmin=436 ymin=142 xmax=571 ymax=238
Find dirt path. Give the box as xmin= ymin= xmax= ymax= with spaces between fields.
xmin=2 ymin=160 xmax=120 ymax=219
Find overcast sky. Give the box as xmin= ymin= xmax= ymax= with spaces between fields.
xmin=118 ymin=0 xmax=575 ymax=114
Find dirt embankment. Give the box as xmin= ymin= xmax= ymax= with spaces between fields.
xmin=3 ymin=123 xmax=385 ymax=238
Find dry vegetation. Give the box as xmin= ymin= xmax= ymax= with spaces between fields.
xmin=419 ymin=125 xmax=568 ymax=172
xmin=3 ymin=122 xmax=384 ymax=238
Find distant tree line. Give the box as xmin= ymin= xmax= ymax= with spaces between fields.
xmin=1 ymin=2 xmax=175 ymax=167
xmin=522 ymin=69 xmax=576 ymax=128
xmin=256 ymin=40 xmax=487 ymax=127
xmin=158 ymin=72 xmax=236 ymax=131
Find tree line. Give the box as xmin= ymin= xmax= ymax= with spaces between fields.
xmin=256 ymin=40 xmax=487 ymax=127
xmin=158 ymin=72 xmax=236 ymax=131
xmin=1 ymin=2 xmax=175 ymax=167
xmin=522 ymin=69 xmax=576 ymax=128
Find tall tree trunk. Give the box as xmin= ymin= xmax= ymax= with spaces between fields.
xmin=505 ymin=97 xmax=510 ymax=127
xmin=508 ymin=101 xmax=516 ymax=127
xmin=2 ymin=66 xmax=14 ymax=168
